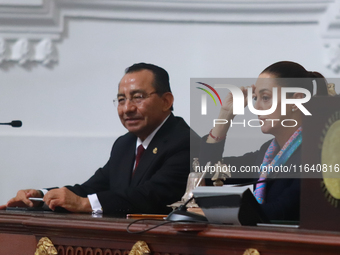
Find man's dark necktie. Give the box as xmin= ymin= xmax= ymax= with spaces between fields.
xmin=133 ymin=144 xmax=145 ymax=175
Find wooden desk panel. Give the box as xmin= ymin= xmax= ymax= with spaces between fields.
xmin=0 ymin=233 xmax=36 ymax=255
xmin=1 ymin=211 xmax=340 ymax=255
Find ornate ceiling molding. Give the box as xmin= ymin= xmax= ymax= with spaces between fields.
xmin=0 ymin=0 xmax=337 ymax=67
xmin=320 ymin=0 xmax=340 ymax=37
xmin=319 ymin=0 xmax=340 ymax=73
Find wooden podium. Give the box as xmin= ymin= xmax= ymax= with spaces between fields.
xmin=300 ymin=96 xmax=340 ymax=231
xmin=1 ymin=210 xmax=340 ymax=255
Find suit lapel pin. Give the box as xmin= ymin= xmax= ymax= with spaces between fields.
xmin=153 ymin=147 xmax=158 ymax=154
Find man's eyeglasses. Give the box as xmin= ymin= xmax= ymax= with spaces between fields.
xmin=113 ymin=91 xmax=158 ymax=107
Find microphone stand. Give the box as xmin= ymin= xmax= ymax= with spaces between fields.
xmin=165 ymin=196 xmax=208 ymax=222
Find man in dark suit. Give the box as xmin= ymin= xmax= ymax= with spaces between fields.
xmin=2 ymin=63 xmax=191 ymax=214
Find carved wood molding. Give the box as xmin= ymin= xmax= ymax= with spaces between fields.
xmin=56 ymin=245 xmax=180 ymax=255
xmin=56 ymin=246 xmax=130 ymax=255
xmin=0 ymin=0 xmax=339 ymax=69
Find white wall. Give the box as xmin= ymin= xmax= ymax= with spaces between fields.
xmin=1 ymin=1 xmax=340 ymax=205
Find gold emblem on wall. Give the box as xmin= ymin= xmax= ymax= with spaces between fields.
xmin=320 ymin=111 xmax=340 ymax=208
xmin=35 ymin=237 xmax=57 ymax=255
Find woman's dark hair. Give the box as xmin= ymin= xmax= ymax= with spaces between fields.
xmin=261 ymin=61 xmax=328 ymax=96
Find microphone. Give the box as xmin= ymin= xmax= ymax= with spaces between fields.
xmin=0 ymin=120 xmax=22 ymax=128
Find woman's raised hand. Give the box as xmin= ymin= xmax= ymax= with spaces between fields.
xmin=207 ymin=84 xmax=255 ymax=144
xmin=239 ymin=84 xmax=256 ymax=108
xmin=220 ymin=84 xmax=256 ymax=118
